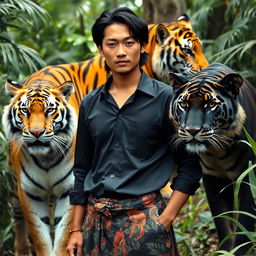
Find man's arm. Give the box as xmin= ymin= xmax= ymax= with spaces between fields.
xmin=159 ymin=190 xmax=189 ymax=231
xmin=69 ymin=99 xmax=93 ymax=205
xmin=160 ymin=146 xmax=202 ymax=230
xmin=67 ymin=99 xmax=94 ymax=255
xmin=66 ymin=205 xmax=86 ymax=256
xmin=159 ymin=147 xmax=202 ymax=231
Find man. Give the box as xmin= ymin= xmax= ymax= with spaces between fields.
xmin=66 ymin=7 xmax=201 ymax=256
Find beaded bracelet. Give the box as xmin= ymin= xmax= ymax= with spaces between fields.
xmin=69 ymin=229 xmax=83 ymax=234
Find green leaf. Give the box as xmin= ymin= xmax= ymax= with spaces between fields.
xmin=249 ymin=171 xmax=256 ymax=201
xmin=243 ymin=127 xmax=256 ymax=155
xmin=234 ymin=163 xmax=256 ymax=209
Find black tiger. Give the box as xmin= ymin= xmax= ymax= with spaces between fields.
xmin=169 ymin=63 xmax=256 ymax=255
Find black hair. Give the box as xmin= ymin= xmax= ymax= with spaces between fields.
xmin=92 ymin=7 xmax=148 ymax=70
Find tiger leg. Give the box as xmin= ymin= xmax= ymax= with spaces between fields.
xmin=203 ymin=174 xmax=235 ymax=251
xmin=18 ymin=184 xmax=53 ymax=256
xmin=233 ymin=178 xmax=256 ymax=255
xmin=52 ymin=195 xmax=73 ymax=256
xmin=12 ymin=196 xmax=32 ymax=256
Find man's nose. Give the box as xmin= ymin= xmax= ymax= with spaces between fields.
xmin=116 ymin=44 xmax=126 ymax=56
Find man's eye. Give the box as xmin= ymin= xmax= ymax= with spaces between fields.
xmin=107 ymin=43 xmax=116 ymax=48
xmin=126 ymin=41 xmax=135 ymax=46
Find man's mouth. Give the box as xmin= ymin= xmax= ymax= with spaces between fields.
xmin=116 ymin=60 xmax=128 ymax=65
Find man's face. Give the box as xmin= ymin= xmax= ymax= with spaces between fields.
xmin=98 ymin=23 xmax=145 ymax=75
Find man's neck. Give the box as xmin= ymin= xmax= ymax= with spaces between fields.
xmin=110 ymin=67 xmax=142 ymax=91
xmin=108 ymin=67 xmax=142 ymax=109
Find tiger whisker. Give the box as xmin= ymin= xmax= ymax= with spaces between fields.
xmin=9 ymin=136 xmax=24 ymax=155
xmin=169 ymin=134 xmax=185 ymax=151
xmin=50 ymin=135 xmax=73 ymax=157
xmin=50 ymin=137 xmax=68 ymax=157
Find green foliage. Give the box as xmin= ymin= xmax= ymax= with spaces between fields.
xmin=34 ymin=0 xmax=142 ymax=65
xmin=0 ymin=0 xmax=49 ymax=79
xmin=188 ymin=0 xmax=256 ymax=84
xmin=207 ymin=129 xmax=256 ymax=256
xmin=175 ymin=186 xmax=217 ymax=255
xmin=0 ymin=75 xmax=14 ymax=255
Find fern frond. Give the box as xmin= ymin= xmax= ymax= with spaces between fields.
xmin=0 ymin=42 xmax=45 ymax=74
xmin=210 ymin=40 xmax=256 ymax=64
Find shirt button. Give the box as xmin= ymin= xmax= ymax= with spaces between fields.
xmin=110 ymin=174 xmax=115 ymax=178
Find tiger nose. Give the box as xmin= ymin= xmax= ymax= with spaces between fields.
xmin=30 ymin=129 xmax=44 ymax=138
xmin=186 ymin=127 xmax=201 ymax=136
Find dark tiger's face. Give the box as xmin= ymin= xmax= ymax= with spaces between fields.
xmin=2 ymin=80 xmax=76 ymax=156
xmin=169 ymin=63 xmax=245 ymax=154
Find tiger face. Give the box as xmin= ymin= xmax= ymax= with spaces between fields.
xmin=2 ymin=80 xmax=76 ymax=156
xmin=169 ymin=63 xmax=246 ymax=154
xmin=151 ymin=14 xmax=208 ymax=81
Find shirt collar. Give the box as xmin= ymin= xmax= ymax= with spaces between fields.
xmin=137 ymin=71 xmax=155 ymax=97
xmin=100 ymin=70 xmax=156 ymax=98
xmin=100 ymin=76 xmax=112 ymax=99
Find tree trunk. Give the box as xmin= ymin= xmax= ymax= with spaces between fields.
xmin=143 ymin=0 xmax=187 ymax=24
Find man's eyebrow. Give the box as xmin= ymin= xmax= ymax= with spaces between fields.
xmin=105 ymin=36 xmax=135 ymax=42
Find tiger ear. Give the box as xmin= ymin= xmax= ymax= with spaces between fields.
xmin=176 ymin=13 xmax=192 ymax=29
xmin=219 ymin=73 xmax=243 ymax=96
xmin=169 ymin=72 xmax=189 ymax=93
xmin=58 ymin=81 xmax=74 ymax=100
xmin=5 ymin=80 xmax=23 ymax=96
xmin=156 ymin=24 xmax=170 ymax=45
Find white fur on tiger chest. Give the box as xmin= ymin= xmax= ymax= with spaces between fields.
xmin=20 ymin=149 xmax=74 ymax=197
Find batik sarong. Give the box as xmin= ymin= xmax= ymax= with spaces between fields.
xmin=82 ymin=191 xmax=179 ymax=256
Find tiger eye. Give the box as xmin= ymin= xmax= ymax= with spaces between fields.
xmin=21 ymin=108 xmax=29 ymax=114
xmin=179 ymin=102 xmax=188 ymax=108
xmin=208 ymin=102 xmax=216 ymax=108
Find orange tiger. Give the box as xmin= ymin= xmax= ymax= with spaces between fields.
xmin=2 ymin=14 xmax=208 ymax=256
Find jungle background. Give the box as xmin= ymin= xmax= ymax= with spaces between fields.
xmin=0 ymin=0 xmax=256 ymax=255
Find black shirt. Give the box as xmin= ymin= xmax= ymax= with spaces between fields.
xmin=69 ymin=71 xmax=201 ymax=205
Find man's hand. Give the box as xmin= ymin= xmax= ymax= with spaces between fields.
xmin=159 ymin=190 xmax=190 ymax=232
xmin=66 ymin=232 xmax=84 ymax=256
xmin=159 ymin=212 xmax=173 ymax=232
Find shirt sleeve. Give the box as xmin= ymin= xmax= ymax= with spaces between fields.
xmin=162 ymin=95 xmax=202 ymax=195
xmin=171 ymin=146 xmax=202 ymax=195
xmin=69 ymin=99 xmax=93 ymax=205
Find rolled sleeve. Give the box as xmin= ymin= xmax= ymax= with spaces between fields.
xmin=69 ymin=99 xmax=93 ymax=205
xmin=69 ymin=164 xmax=89 ymax=205
xmin=171 ymin=147 xmax=202 ymax=195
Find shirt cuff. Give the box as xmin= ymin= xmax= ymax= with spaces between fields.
xmin=69 ymin=188 xmax=89 ymax=205
xmin=171 ymin=177 xmax=201 ymax=195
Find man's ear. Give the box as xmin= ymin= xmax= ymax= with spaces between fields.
xmin=98 ymin=45 xmax=104 ymax=57
xmin=140 ymin=43 xmax=146 ymax=54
